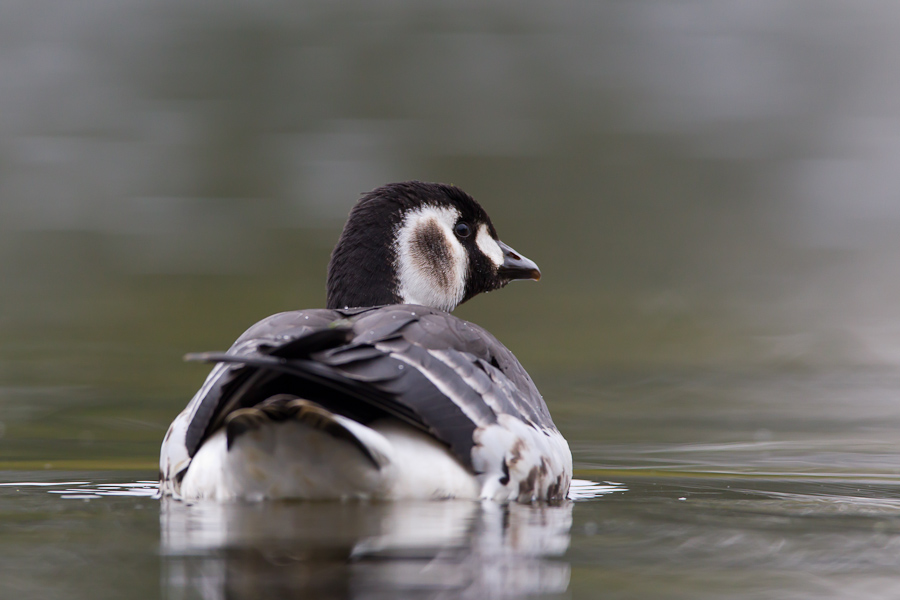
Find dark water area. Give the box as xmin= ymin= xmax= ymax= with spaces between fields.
xmin=4 ymin=0 xmax=900 ymax=598
xmin=6 ymin=369 xmax=900 ymax=598
xmin=6 ymin=471 xmax=900 ymax=599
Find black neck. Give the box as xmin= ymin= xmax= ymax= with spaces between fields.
xmin=326 ymin=200 xmax=402 ymax=310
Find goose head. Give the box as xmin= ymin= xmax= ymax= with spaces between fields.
xmin=326 ymin=181 xmax=540 ymax=312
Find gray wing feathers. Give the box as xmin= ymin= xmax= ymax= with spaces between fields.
xmin=375 ymin=310 xmax=555 ymax=428
xmin=182 ymin=310 xmax=349 ymax=457
xmin=176 ymin=305 xmax=559 ymax=474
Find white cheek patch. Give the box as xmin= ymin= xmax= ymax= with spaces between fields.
xmin=394 ymin=205 xmax=468 ymax=312
xmin=475 ymin=224 xmax=504 ymax=268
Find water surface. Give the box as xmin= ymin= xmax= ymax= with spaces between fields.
xmin=5 ymin=369 xmax=900 ymax=599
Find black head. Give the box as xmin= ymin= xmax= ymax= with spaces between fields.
xmin=326 ymin=181 xmax=540 ymax=312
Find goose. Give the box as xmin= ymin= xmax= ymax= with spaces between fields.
xmin=159 ymin=181 xmax=572 ymax=502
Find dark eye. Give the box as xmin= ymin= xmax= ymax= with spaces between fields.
xmin=455 ymin=222 xmax=471 ymax=238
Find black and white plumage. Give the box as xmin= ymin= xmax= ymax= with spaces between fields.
xmin=159 ymin=181 xmax=572 ymax=502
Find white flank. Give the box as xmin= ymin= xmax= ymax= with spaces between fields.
xmin=394 ymin=205 xmax=468 ymax=312
xmin=159 ymin=362 xmax=232 ymax=496
xmin=159 ymin=338 xmax=269 ymax=496
xmin=177 ymin=417 xmax=480 ymax=501
xmin=475 ymin=224 xmax=504 ymax=267
xmin=473 ymin=416 xmax=573 ymax=503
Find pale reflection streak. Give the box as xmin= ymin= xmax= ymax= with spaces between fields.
xmin=161 ymin=498 xmax=574 ymax=599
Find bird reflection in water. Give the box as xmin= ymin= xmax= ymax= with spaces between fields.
xmin=161 ymin=498 xmax=574 ymax=599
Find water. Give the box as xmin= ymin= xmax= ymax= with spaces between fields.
xmin=7 ymin=470 xmax=900 ymax=598
xmin=4 ymin=1 xmax=900 ymax=598
xmin=5 ymin=371 xmax=900 ymax=598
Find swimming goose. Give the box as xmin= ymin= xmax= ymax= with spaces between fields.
xmin=159 ymin=181 xmax=572 ymax=502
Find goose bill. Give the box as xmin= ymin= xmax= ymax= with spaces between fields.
xmin=497 ymin=241 xmax=541 ymax=282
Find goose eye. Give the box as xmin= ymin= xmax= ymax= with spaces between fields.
xmin=454 ymin=222 xmax=471 ymax=238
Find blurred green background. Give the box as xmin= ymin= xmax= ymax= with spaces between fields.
xmin=3 ymin=0 xmax=900 ymax=469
